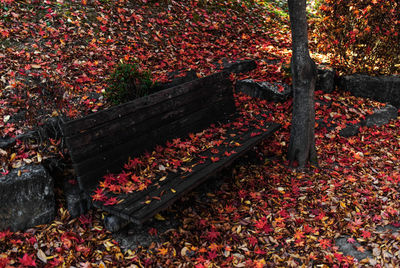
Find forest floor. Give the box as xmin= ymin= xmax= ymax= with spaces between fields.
xmin=1 ymin=0 xmax=400 ymax=267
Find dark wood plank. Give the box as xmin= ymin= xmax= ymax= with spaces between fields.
xmin=61 ymin=72 xmax=230 ymax=136
xmin=75 ymin=98 xmax=235 ymax=190
xmin=91 ymin=171 xmax=184 ymax=223
xmin=97 ymin=159 xmax=210 ymax=216
xmin=65 ymin=83 xmax=232 ymax=151
xmin=66 ymin=92 xmax=234 ymax=162
xmin=92 ymin=122 xmax=280 ymax=224
xmin=132 ymin=124 xmax=280 ymax=224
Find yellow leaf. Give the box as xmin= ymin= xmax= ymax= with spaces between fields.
xmin=154 ymin=213 xmax=165 ymax=221
xmin=181 ymin=247 xmax=189 ymax=257
xmin=103 ymin=241 xmax=114 ymax=251
xmin=340 ymin=201 xmax=346 ymax=208
xmin=12 ymin=160 xmax=22 ymax=169
xmin=37 ymin=153 xmax=42 ymax=163
xmin=31 ymin=64 xmax=41 ymax=69
xmin=145 ymin=200 xmax=151 ymax=204
xmin=9 ymin=153 xmax=16 ymax=162
xmin=92 ymin=226 xmax=103 ymax=231
xmin=182 ymin=157 xmax=192 ymax=162
xmin=171 ymin=188 xmax=176 ymax=193
xmin=158 ymin=247 xmax=168 ymax=256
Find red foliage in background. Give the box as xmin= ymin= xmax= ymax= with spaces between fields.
xmin=313 ymin=0 xmax=399 ymax=74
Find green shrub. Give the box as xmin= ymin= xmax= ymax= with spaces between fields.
xmin=104 ymin=62 xmax=156 ymax=105
xmin=312 ymin=0 xmax=399 ymax=75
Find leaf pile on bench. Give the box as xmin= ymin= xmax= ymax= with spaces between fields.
xmin=61 ymin=71 xmax=280 ymax=226
xmin=92 ymin=114 xmax=279 ymax=224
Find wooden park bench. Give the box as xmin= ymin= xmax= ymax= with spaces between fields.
xmin=61 ymin=71 xmax=280 ymax=230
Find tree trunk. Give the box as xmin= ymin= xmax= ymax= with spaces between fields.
xmin=287 ymin=0 xmax=318 ymax=168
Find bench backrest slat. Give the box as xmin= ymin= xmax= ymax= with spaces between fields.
xmin=62 ymin=72 xmax=236 ymax=192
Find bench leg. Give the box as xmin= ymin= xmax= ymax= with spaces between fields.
xmin=104 ymin=215 xmax=130 ymax=232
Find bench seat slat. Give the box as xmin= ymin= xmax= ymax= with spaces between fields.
xmin=92 ymin=123 xmax=280 ymax=225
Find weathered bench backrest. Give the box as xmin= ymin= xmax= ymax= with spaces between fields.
xmin=61 ymin=72 xmax=236 ymax=192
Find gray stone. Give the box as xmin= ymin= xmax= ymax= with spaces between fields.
xmin=214 ymin=58 xmax=257 ymax=74
xmin=86 ymin=92 xmax=103 ymax=101
xmin=104 ymin=215 xmax=130 ymax=232
xmin=236 ymin=79 xmax=292 ymax=102
xmin=340 ymin=74 xmax=400 ymax=107
xmin=376 ymin=224 xmax=400 ymax=233
xmin=42 ymin=157 xmax=91 ymax=218
xmin=0 ymin=164 xmax=55 ymax=231
xmin=112 ymin=214 xmax=180 ymax=251
xmin=65 ymin=186 xmax=91 ymax=218
xmin=0 ymin=137 xmax=16 ymax=149
xmin=40 ymin=117 xmax=63 ymax=139
xmin=335 ymin=235 xmax=373 ymax=261
xmin=339 ymin=123 xmax=361 ymax=137
xmin=316 ymin=65 xmax=335 ymax=93
xmin=8 ymin=110 xmax=26 ymax=124
xmin=363 ymin=104 xmax=398 ymax=127
xmin=113 ymin=226 xmax=158 ymax=250
xmin=2 ymin=118 xmax=62 ymax=149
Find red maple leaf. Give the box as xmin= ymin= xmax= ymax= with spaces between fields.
xmin=207 ymin=251 xmax=218 ymax=260
xmin=19 ymin=253 xmax=36 ymax=267
xmin=247 ymin=236 xmax=258 ymax=246
xmin=205 ymin=230 xmax=220 ymax=241
xmin=211 ymin=157 xmax=220 ymax=162
xmin=250 ymin=132 xmax=261 ymax=137
xmin=170 ymin=159 xmax=182 ymax=168
xmin=318 ymin=238 xmax=332 ymax=249
xmin=347 ymin=237 xmax=355 ymax=244
xmin=254 ymin=217 xmax=273 ymax=234
xmin=254 ymin=248 xmax=266 ymax=255
xmin=91 ymin=188 xmax=106 ymax=201
xmin=108 ymin=184 xmax=121 ymax=193
xmin=0 ymin=256 xmax=10 ymax=267
xmin=116 ymin=171 xmax=130 ymax=184
xmin=224 ymin=151 xmax=232 ymax=157
xmin=79 ymin=214 xmax=93 ymax=225
xmin=361 ymin=230 xmax=371 ymax=239
xmin=124 ymin=157 xmax=143 ymax=169
xmin=103 ymin=197 xmax=118 ymax=206
xmin=357 ymin=246 xmax=365 ymax=252
xmin=0 ymin=230 xmax=12 ymax=240
xmin=293 ymin=230 xmax=305 ymax=240
xmin=131 ymin=174 xmax=140 ymax=183
xmin=211 ymin=148 xmax=219 ymax=154
xmin=148 ymin=228 xmax=158 ymax=236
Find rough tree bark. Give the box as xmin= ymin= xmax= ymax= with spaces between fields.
xmin=287 ymin=0 xmax=318 ymax=168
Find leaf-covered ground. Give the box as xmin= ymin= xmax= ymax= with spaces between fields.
xmin=1 ymin=0 xmax=400 ymax=267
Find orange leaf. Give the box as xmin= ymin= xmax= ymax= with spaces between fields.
xmin=211 ymin=157 xmax=220 ymax=162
